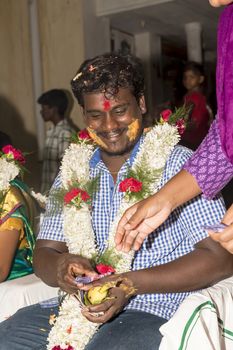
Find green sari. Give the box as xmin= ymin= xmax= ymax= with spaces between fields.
xmin=1 ymin=179 xmax=36 ymax=280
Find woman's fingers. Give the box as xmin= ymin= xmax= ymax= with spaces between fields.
xmin=208 ymin=222 xmax=233 ymax=254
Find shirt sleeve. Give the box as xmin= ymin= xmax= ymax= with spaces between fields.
xmin=37 ymin=174 xmax=65 ymax=242
xmin=0 ymin=187 xmax=24 ymax=239
xmin=183 ymin=118 xmax=233 ymax=199
xmin=0 ymin=217 xmax=23 ymax=234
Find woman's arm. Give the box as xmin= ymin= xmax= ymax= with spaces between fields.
xmin=0 ymin=228 xmax=21 ymax=282
xmin=0 ymin=187 xmax=25 ymax=282
xmin=115 ymin=119 xmax=233 ymax=252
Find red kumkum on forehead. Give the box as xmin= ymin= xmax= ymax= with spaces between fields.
xmin=103 ymin=99 xmax=111 ymax=111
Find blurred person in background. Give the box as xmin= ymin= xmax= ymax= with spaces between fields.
xmin=180 ymin=61 xmax=212 ymax=150
xmin=37 ymin=89 xmax=74 ymax=193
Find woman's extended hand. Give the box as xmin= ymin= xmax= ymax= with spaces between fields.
xmin=114 ymin=194 xmax=173 ymax=252
xmin=114 ymin=170 xmax=201 ymax=252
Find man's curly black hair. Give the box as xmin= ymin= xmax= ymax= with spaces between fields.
xmin=70 ymin=53 xmax=145 ymax=108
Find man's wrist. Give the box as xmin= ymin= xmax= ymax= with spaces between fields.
xmin=119 ymin=273 xmax=137 ymax=299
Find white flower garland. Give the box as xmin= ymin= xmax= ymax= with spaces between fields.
xmin=47 ymin=124 xmax=180 ymax=350
xmin=30 ymin=190 xmax=48 ymax=207
xmin=0 ymin=158 xmax=19 ymax=192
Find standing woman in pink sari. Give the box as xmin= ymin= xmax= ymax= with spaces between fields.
xmin=115 ymin=0 xmax=233 ymax=254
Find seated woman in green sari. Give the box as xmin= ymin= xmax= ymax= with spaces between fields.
xmin=0 ymin=145 xmax=38 ymax=282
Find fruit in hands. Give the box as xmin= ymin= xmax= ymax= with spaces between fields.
xmin=84 ymin=282 xmax=115 ymax=305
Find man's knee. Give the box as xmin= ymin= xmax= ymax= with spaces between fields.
xmin=86 ymin=311 xmax=166 ymax=350
xmin=0 ymin=303 xmax=56 ymax=350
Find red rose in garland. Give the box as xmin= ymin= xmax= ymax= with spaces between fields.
xmin=96 ymin=263 xmax=115 ymax=274
xmin=119 ymin=177 xmax=142 ymax=193
xmin=78 ymin=129 xmax=91 ymax=140
xmin=64 ymin=188 xmax=90 ymax=205
xmin=160 ymin=109 xmax=172 ymax=122
xmin=2 ymin=145 xmax=26 ymax=164
xmin=52 ymin=346 xmax=74 ymax=350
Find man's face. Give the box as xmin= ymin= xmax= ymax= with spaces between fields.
xmin=183 ymin=70 xmax=203 ymax=92
xmin=40 ymin=104 xmax=54 ymax=122
xmin=209 ymin=0 xmax=232 ymax=6
xmin=83 ymin=88 xmax=145 ymax=156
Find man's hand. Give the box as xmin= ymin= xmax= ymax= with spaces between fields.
xmin=57 ymin=253 xmax=98 ymax=294
xmin=82 ymin=286 xmax=127 ymax=324
xmin=209 ymin=204 xmax=233 ymax=254
xmin=115 ymin=194 xmax=172 ymax=252
xmin=81 ymin=274 xmax=135 ymax=324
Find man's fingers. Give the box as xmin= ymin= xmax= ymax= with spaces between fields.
xmin=87 ymin=299 xmax=113 ymax=314
xmin=82 ymin=299 xmax=115 ymax=323
xmin=68 ymin=264 xmax=98 ymax=278
xmin=82 ymin=310 xmax=105 ymax=324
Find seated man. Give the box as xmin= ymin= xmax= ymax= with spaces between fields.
xmin=0 ymin=53 xmax=232 ymax=350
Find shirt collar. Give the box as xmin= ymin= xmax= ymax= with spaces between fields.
xmin=47 ymin=119 xmax=66 ymax=132
xmin=56 ymin=119 xmax=67 ymax=127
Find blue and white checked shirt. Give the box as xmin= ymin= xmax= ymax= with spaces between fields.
xmin=38 ymin=137 xmax=226 ymax=320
